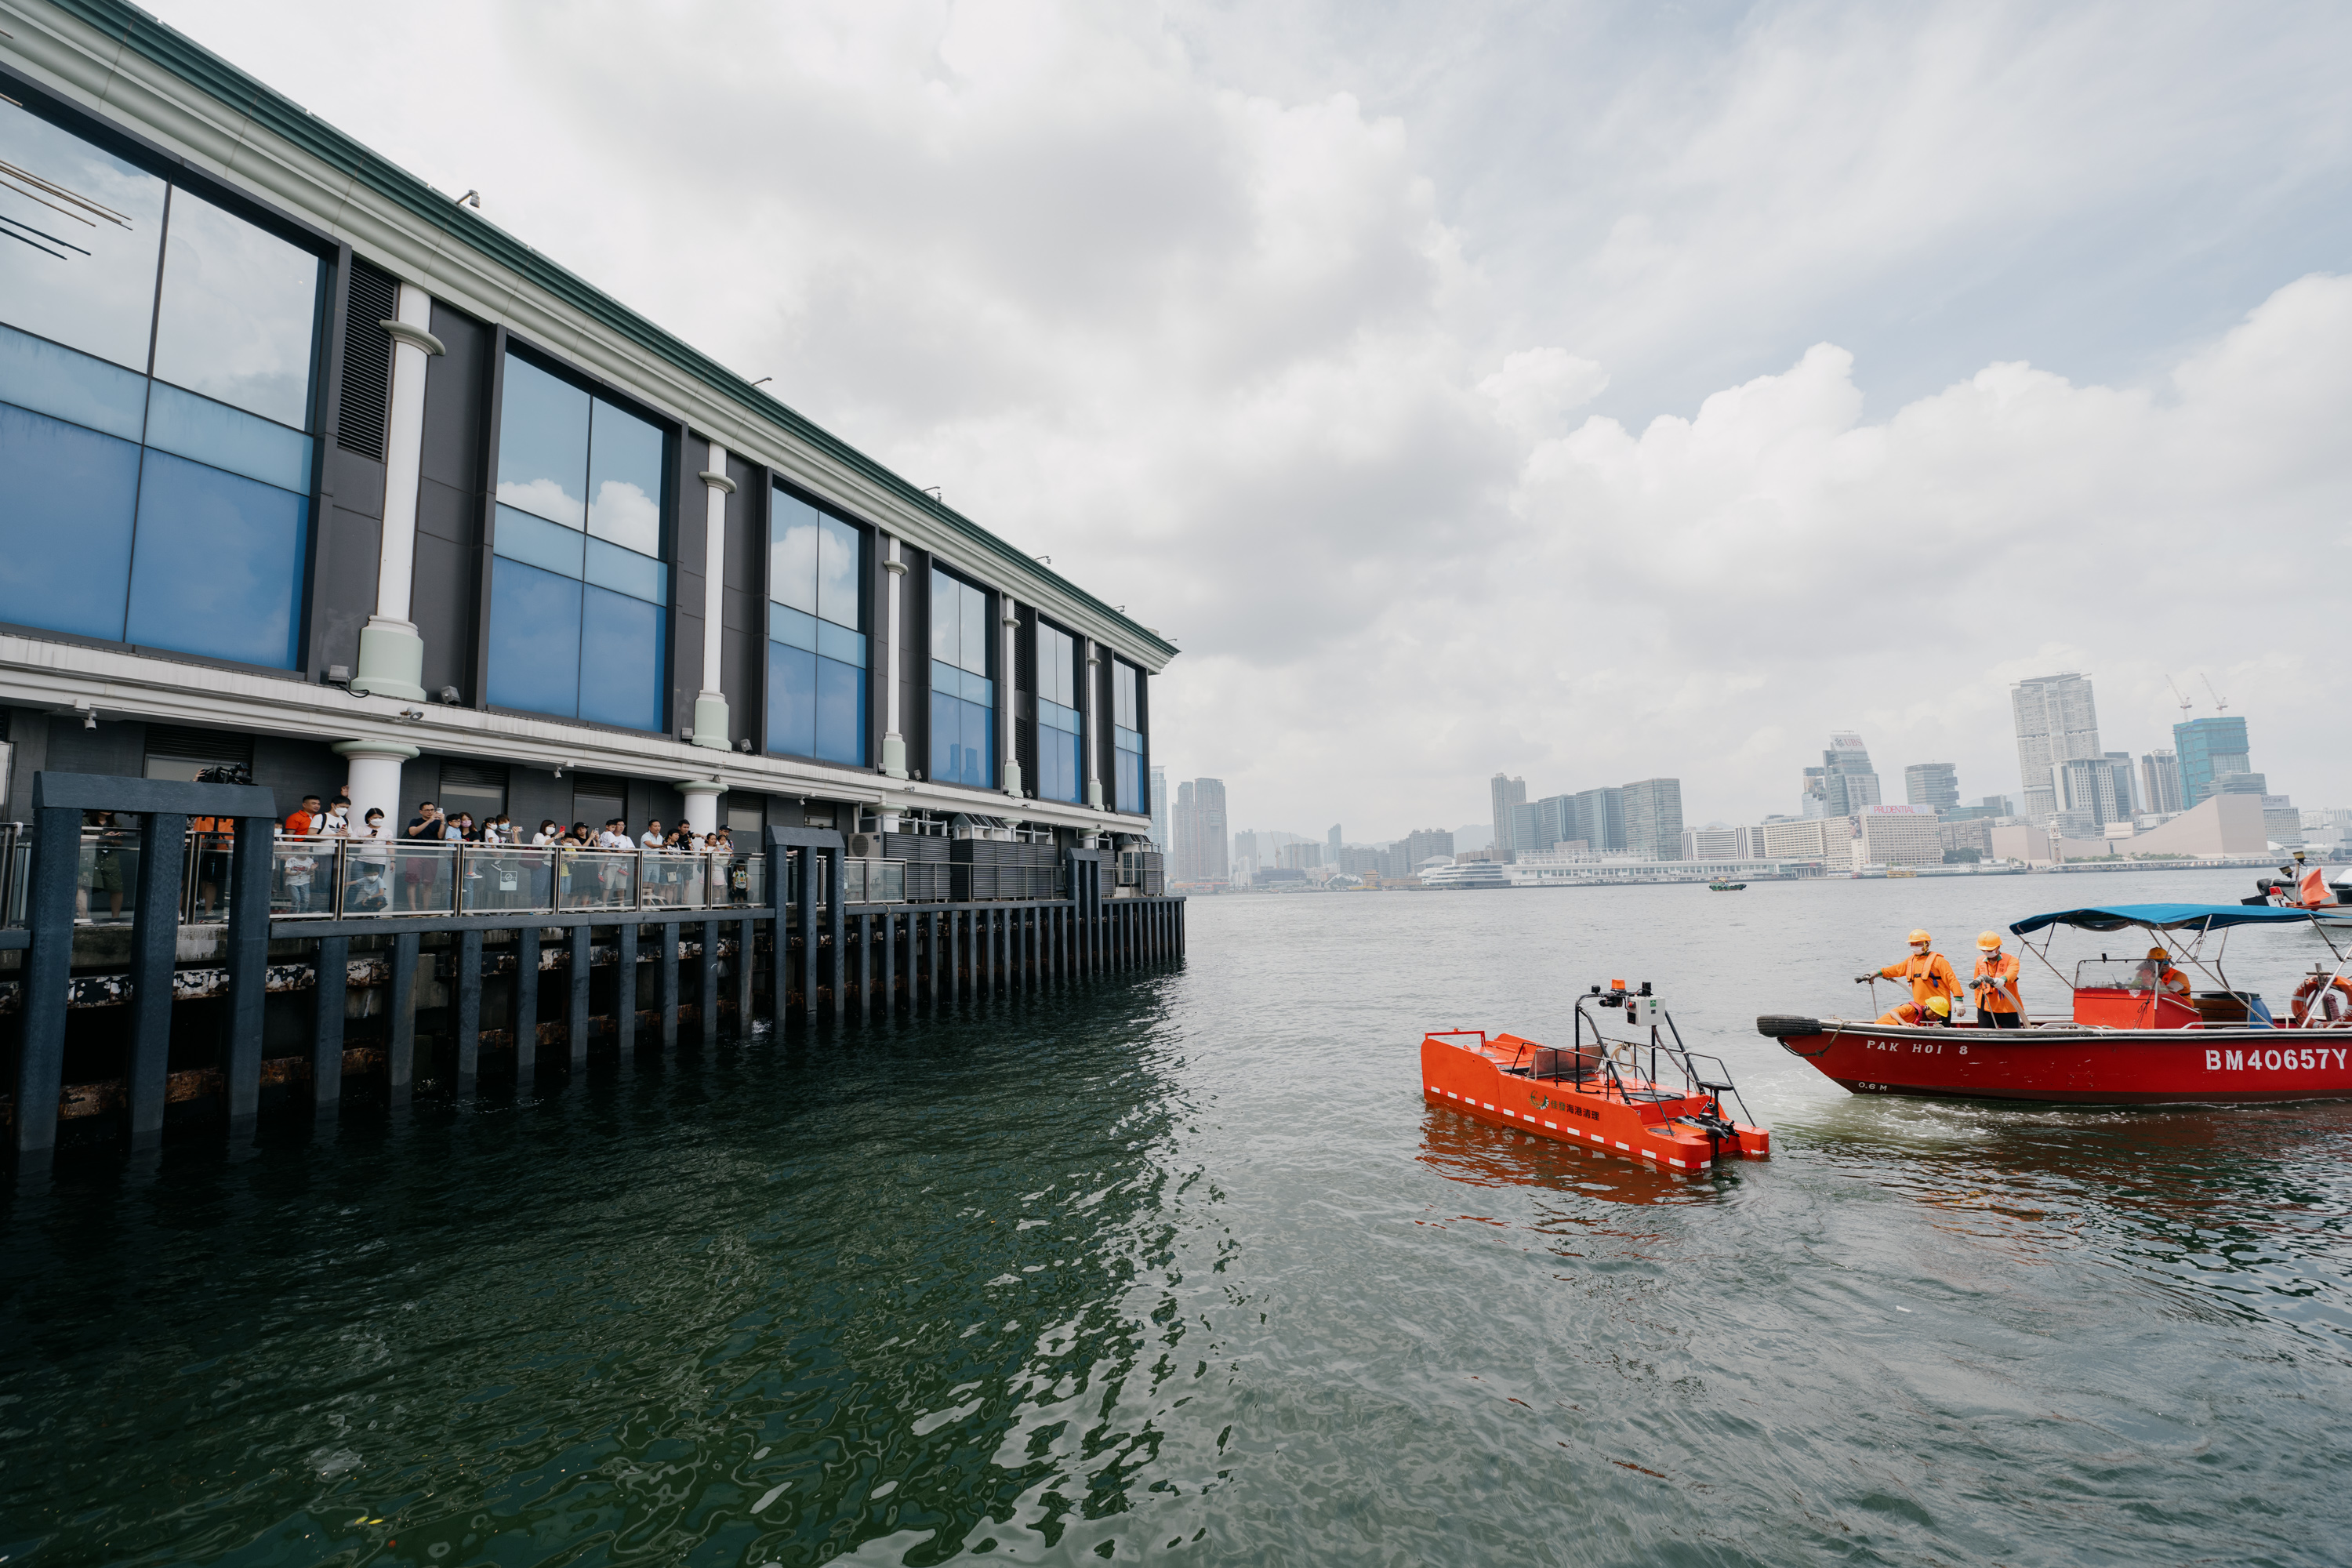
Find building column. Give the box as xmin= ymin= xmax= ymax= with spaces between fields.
xmin=693 ymin=448 xmax=735 ymax=749
xmin=1083 ymin=644 xmax=1104 ymax=810
xmin=880 ymin=541 xmax=908 ymax=779
xmin=1002 ymin=603 xmax=1024 ymax=800
xmin=677 ymin=779 xmax=723 ymax=836
xmin=333 ymin=739 xmax=419 ymax=827
xmin=351 ymin=282 xmax=443 ymax=702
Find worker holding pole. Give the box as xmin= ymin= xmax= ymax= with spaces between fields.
xmin=1969 ymin=931 xmax=2024 ymax=1028
xmin=1859 ymin=929 xmax=1962 ymax=1014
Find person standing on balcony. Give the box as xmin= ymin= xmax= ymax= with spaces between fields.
xmin=283 ymin=794 xmax=322 ymax=838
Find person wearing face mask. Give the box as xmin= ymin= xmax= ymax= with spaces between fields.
xmin=1859 ymin=928 xmax=1962 ymax=1014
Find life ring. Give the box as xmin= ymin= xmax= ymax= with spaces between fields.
xmin=2289 ymin=974 xmax=2352 ymax=1027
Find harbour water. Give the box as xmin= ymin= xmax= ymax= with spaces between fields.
xmin=5 ymin=868 xmax=2350 ymax=1564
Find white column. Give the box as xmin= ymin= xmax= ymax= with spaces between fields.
xmin=693 ymin=448 xmax=735 ymax=750
xmin=1084 ymin=644 xmax=1104 ymax=810
xmin=880 ymin=539 xmax=908 ymax=779
xmin=677 ymin=779 xmax=723 ymax=835
xmin=332 ymin=740 xmax=419 ymax=827
xmin=1001 ymin=603 xmax=1024 ymax=800
xmin=351 ymin=282 xmax=442 ymax=702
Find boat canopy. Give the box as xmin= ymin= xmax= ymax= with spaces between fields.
xmin=2008 ymin=903 xmax=2318 ymax=936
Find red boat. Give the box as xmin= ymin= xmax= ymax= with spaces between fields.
xmin=1759 ymin=902 xmax=2352 ymax=1105
xmin=1422 ymin=982 xmax=1771 ymax=1170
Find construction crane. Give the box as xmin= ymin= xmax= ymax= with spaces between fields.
xmin=2201 ymin=673 xmax=2230 ymax=716
xmin=2166 ymin=676 xmax=2194 ymax=719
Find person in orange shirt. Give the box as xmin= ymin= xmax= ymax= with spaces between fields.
xmin=2128 ymin=946 xmax=2190 ymax=999
xmin=1969 ymin=931 xmax=2024 ymax=1029
xmin=1877 ymin=995 xmax=1953 ymax=1027
xmin=1860 ymin=929 xmax=1962 ymax=1011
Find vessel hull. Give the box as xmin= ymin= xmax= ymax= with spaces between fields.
xmin=1419 ymin=1033 xmax=1769 ymax=1168
xmin=1769 ymin=1022 xmax=2352 ymax=1105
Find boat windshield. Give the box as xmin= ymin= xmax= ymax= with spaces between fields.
xmin=2074 ymin=958 xmax=2176 ymax=992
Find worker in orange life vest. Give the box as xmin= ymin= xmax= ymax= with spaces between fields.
xmin=2128 ymin=946 xmax=2190 ymax=998
xmin=1860 ymin=929 xmax=1963 ymax=1011
xmin=1969 ymin=931 xmax=2024 ymax=1029
xmin=1877 ymin=994 xmax=1953 ymax=1027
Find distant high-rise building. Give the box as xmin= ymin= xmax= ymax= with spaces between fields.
xmin=1820 ymin=732 xmax=1880 ymax=816
xmin=1681 ymin=826 xmax=1740 ymax=859
xmin=2140 ymin=751 xmax=2183 ymax=815
xmin=1573 ymin=786 xmax=1626 ymax=852
xmin=1978 ymin=795 xmax=2017 ymax=817
xmin=1622 ymin=778 xmax=1684 ymax=860
xmin=1508 ymin=801 xmax=1539 ymax=858
xmin=1173 ymin=779 xmax=1229 ymax=886
xmin=2103 ymin=752 xmax=2139 ymax=817
xmin=1490 ymin=774 xmax=1527 ymax=859
xmin=2173 ymin=716 xmax=2252 ymax=808
xmin=1278 ymin=841 xmax=1323 ymax=871
xmin=1149 ymin=766 xmax=1169 ymax=850
xmin=1534 ymin=794 xmax=1573 ymax=853
xmin=1801 ymin=765 xmax=1828 ymax=818
xmin=2013 ymin=673 xmax=2102 ymax=818
xmin=1404 ymin=827 xmax=1456 ymax=871
xmin=2218 ymin=771 xmax=2268 ymax=796
xmin=2057 ymin=755 xmax=2135 ymax=829
xmin=1904 ymin=762 xmax=1959 ymax=812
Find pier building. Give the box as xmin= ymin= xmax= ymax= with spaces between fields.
xmin=0 ymin=4 xmax=1181 ymax=1168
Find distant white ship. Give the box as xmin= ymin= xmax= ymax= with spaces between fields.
xmin=1417 ymin=860 xmax=1512 ymax=890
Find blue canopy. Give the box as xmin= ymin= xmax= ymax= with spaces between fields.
xmin=2009 ymin=903 xmax=2321 ymax=936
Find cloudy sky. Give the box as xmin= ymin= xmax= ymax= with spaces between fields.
xmin=162 ymin=0 xmax=2352 ymax=840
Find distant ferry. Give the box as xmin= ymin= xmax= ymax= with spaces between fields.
xmin=1418 ymin=862 xmax=1513 ymax=891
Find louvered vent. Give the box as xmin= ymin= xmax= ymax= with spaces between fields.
xmin=144 ymin=725 xmax=254 ymax=768
xmin=336 ymin=260 xmax=400 ymax=461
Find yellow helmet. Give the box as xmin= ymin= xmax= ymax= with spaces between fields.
xmin=1977 ymin=931 xmax=2002 ymax=950
xmin=2147 ymin=946 xmax=2168 ymax=962
xmin=1926 ymin=995 xmax=1951 ymax=1016
xmin=1907 ymin=929 xmax=1932 ymax=946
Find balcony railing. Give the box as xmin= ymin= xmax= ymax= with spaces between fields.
xmin=3 ymin=829 xmax=1091 ymax=927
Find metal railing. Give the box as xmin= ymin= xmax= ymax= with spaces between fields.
xmin=43 ymin=829 xmax=777 ymax=924
xmin=7 ymin=832 xmax=1093 ymax=927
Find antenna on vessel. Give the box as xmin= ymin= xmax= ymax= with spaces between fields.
xmin=2165 ymin=675 xmax=2194 ymax=719
xmin=2200 ymin=673 xmax=2230 ymax=715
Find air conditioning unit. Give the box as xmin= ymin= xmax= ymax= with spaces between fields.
xmin=846 ymin=832 xmax=878 ymax=858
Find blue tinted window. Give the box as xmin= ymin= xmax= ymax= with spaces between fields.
xmin=124 ymin=450 xmax=307 ymax=669
xmin=960 ymin=581 xmax=987 ymax=673
xmin=495 ymin=354 xmax=589 ymax=528
xmin=0 ymin=402 xmax=137 ymax=637
xmin=1116 ymin=750 xmax=1140 ymax=815
xmin=0 ymin=100 xmax=168 ymax=372
xmin=579 ymin=586 xmax=664 ymax=731
xmin=770 ymin=644 xmax=817 ymax=759
xmin=143 ymin=380 xmax=312 ymax=492
xmin=1038 ymin=723 xmax=1082 ymax=804
xmin=586 ymin=397 xmax=662 ymax=556
xmin=931 ymin=567 xmax=990 ymax=677
xmin=773 ymin=603 xmax=818 ymax=652
xmin=151 ymin=189 xmax=320 ymax=430
xmin=771 ymin=492 xmax=820 ymax=615
xmin=815 ymin=655 xmax=865 ymax=764
xmin=816 ymin=514 xmax=859 ymax=628
xmin=487 ymin=559 xmax=583 ymax=717
xmin=493 ymin=504 xmax=585 ymax=579
xmin=0 ymin=323 xmax=147 ymax=441
xmin=928 ymin=687 xmax=993 ymax=789
xmin=1113 ymin=660 xmax=1138 ymax=728
xmin=585 ymin=535 xmax=666 ymax=604
xmin=817 ymin=621 xmax=865 ymax=668
xmin=962 ymin=669 xmax=990 ymax=706
xmin=1036 ymin=622 xmax=1076 ymax=707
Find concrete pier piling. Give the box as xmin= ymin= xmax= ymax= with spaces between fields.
xmin=2 ymin=773 xmax=1181 ymax=1171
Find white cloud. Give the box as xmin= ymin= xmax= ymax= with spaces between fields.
xmin=149 ymin=0 xmax=2352 ymax=837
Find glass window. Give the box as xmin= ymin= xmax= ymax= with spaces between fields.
xmin=1035 ymin=622 xmax=1083 ymax=804
xmin=928 ymin=567 xmax=993 ymax=789
xmin=579 ymin=586 xmax=666 ymax=732
xmin=488 ymin=350 xmax=670 ymax=728
xmin=150 ymin=188 xmax=321 ymax=430
xmin=0 ymin=401 xmax=138 ymax=638
xmin=496 ymin=355 xmax=590 ymax=528
xmin=767 ymin=485 xmax=866 ymax=765
xmin=0 ymin=321 xmax=147 ymax=441
xmin=0 ymin=104 xmax=324 ymax=670
xmin=142 ymin=380 xmax=313 ymax=492
xmin=0 ymin=100 xmax=167 ymax=372
xmin=487 ymin=561 xmax=583 ymax=719
xmin=587 ymin=396 xmax=662 ymax=554
xmin=124 ymin=450 xmax=309 ymax=670
xmin=1112 ymin=659 xmax=1145 ymax=815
